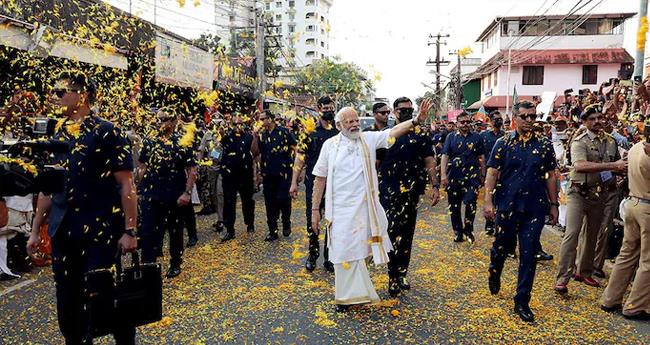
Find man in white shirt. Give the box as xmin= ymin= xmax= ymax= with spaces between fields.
xmin=310 ymin=99 xmax=433 ymax=312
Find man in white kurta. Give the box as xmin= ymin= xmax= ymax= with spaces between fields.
xmin=310 ymin=101 xmax=433 ymax=312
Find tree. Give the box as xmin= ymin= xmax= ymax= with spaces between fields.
xmin=293 ymin=57 xmax=374 ymax=109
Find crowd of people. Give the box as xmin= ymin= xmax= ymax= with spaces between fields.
xmin=0 ymin=70 xmax=649 ymax=344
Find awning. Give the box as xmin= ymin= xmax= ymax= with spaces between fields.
xmin=468 ymin=95 xmax=570 ymax=110
xmin=0 ymin=24 xmax=128 ymax=69
xmin=467 ymin=95 xmax=535 ymax=110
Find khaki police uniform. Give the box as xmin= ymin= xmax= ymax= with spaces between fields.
xmin=602 ymin=142 xmax=650 ymax=316
xmin=556 ymin=129 xmax=619 ymax=284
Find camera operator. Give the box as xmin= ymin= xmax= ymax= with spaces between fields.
xmin=26 ymin=71 xmax=138 ymax=345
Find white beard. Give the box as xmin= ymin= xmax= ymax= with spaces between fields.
xmin=341 ymin=128 xmax=360 ymax=140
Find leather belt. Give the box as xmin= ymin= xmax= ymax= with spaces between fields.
xmin=629 ymin=196 xmax=650 ymax=205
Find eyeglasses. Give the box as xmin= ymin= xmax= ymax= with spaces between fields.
xmin=52 ymin=88 xmax=79 ymax=98
xmin=459 ymin=120 xmax=472 ymax=124
xmin=518 ymin=114 xmax=537 ymax=121
xmin=377 ymin=110 xmax=390 ymax=115
xmin=397 ymin=108 xmax=414 ymax=114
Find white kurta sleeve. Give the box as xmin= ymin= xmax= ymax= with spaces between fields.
xmin=363 ymin=130 xmax=393 ymax=150
xmin=312 ymin=140 xmax=330 ymax=177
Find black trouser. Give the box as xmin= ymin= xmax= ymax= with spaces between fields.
xmin=485 ymin=218 xmax=496 ymax=232
xmin=222 ymin=171 xmax=255 ymax=234
xmin=447 ymin=182 xmax=478 ymax=236
xmin=262 ymin=174 xmax=291 ymax=235
xmin=140 ymin=200 xmax=184 ymax=268
xmin=489 ymin=209 xmax=545 ymax=306
xmin=180 ymin=204 xmax=197 ymax=241
xmin=51 ymin=228 xmax=135 ymax=345
xmin=382 ymin=193 xmax=419 ymax=280
xmin=304 ymin=174 xmax=329 ymax=260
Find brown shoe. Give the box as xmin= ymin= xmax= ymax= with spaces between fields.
xmin=554 ymin=282 xmax=568 ymax=294
xmin=582 ymin=277 xmax=600 ymax=287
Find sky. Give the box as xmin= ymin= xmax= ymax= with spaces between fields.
xmin=107 ymin=0 xmax=641 ymax=103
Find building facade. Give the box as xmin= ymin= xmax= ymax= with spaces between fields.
xmin=468 ymin=13 xmax=635 ymax=111
xmin=265 ymin=0 xmax=332 ymax=67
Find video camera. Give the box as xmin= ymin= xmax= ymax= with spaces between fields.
xmin=1 ymin=117 xmax=66 ymax=197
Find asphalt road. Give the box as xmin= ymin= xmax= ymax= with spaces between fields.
xmin=1 ymin=189 xmax=649 ymax=344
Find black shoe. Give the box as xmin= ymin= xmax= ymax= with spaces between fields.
xmin=453 ymin=233 xmax=464 ymax=243
xmin=600 ymin=304 xmax=622 ymax=313
xmin=0 ymin=273 xmax=19 ymax=281
xmin=535 ymin=250 xmax=553 ymax=261
xmin=335 ymin=304 xmax=350 ymax=313
xmin=305 ymin=254 xmax=317 ymax=272
xmin=397 ymin=277 xmax=411 ymax=290
xmin=466 ymin=232 xmax=475 ymax=243
xmin=388 ymin=279 xmax=401 ymax=297
xmin=488 ymin=269 xmax=501 ymax=295
xmin=166 ymin=266 xmax=181 ymax=278
xmin=623 ymin=311 xmax=650 ymax=321
xmin=221 ymin=232 xmax=235 ymax=243
xmin=187 ymin=237 xmax=198 ymax=247
xmin=514 ymin=303 xmax=535 ymax=323
xmin=197 ymin=207 xmax=215 ymax=215
xmin=264 ymin=233 xmax=279 ymax=242
xmin=485 ymin=228 xmax=495 ymax=236
xmin=247 ymin=224 xmax=255 ymax=233
xmin=323 ymin=260 xmax=334 ymax=273
xmin=282 ymin=224 xmax=292 ymax=237
xmin=507 ymin=252 xmax=517 ymax=259
xmin=212 ymin=222 xmax=224 ymax=233
xmin=593 ymin=269 xmax=606 ymax=279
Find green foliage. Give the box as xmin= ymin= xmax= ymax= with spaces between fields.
xmin=192 ymin=33 xmax=225 ymax=56
xmin=293 ymin=57 xmax=374 ymax=108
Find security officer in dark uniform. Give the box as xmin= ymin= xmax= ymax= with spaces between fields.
xmin=479 ymin=111 xmax=505 ymax=236
xmin=379 ymin=96 xmax=440 ymax=297
xmin=484 ymin=100 xmax=559 ymax=323
xmin=137 ymin=108 xmax=197 ymax=278
xmin=257 ymin=110 xmax=297 ymax=241
xmin=441 ymin=112 xmax=485 ymax=243
xmin=289 ymin=96 xmax=338 ymax=272
xmin=219 ymin=114 xmax=259 ymax=242
xmin=364 ymin=102 xmax=390 ymax=168
xmin=27 ymin=72 xmax=138 ymax=344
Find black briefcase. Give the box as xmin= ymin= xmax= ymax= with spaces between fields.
xmin=85 ymin=251 xmax=163 ymax=337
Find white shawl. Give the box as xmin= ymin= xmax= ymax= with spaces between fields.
xmin=322 ymin=133 xmax=392 ymax=265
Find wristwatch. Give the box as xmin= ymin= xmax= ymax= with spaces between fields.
xmin=123 ymin=228 xmax=137 ymax=237
xmin=550 ymin=202 xmax=560 ymax=207
xmin=412 ymin=118 xmax=419 ymax=126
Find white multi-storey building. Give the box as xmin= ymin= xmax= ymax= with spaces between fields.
xmin=468 ymin=12 xmax=636 ymax=111
xmin=264 ymin=0 xmax=332 ymax=67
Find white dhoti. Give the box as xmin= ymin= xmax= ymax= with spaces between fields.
xmin=334 ymin=260 xmax=380 ymax=305
xmin=313 ymin=131 xmax=394 ymax=306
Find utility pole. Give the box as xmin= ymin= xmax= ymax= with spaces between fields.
xmin=448 ymin=51 xmax=463 ymax=109
xmin=634 ymin=0 xmax=648 ymax=79
xmin=255 ymin=6 xmax=266 ymax=106
xmin=426 ymin=33 xmax=450 ymax=111
xmin=505 ymin=47 xmax=512 ymax=119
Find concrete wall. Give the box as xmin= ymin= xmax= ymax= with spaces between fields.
xmin=500 ymin=34 xmax=624 ymax=51
xmin=481 ymin=63 xmax=622 ymax=98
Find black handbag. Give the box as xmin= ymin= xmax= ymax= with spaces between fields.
xmin=85 ymin=251 xmax=163 ymax=337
